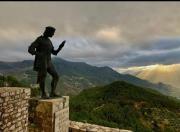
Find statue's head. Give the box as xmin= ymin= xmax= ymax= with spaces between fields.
xmin=43 ymin=26 xmax=56 ymax=37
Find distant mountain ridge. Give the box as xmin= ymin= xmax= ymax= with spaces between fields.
xmin=0 ymin=57 xmax=174 ymax=96
xmin=0 ymin=60 xmax=33 ymax=73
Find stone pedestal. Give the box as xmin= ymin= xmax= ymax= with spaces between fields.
xmin=0 ymin=87 xmax=31 ymax=132
xmin=29 ymin=96 xmax=69 ymax=132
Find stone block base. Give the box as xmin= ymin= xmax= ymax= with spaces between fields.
xmin=29 ymin=96 xmax=69 ymax=132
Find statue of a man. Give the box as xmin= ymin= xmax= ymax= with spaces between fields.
xmin=28 ymin=26 xmax=66 ymax=98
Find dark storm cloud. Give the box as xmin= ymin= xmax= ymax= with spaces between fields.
xmin=118 ymin=38 xmax=180 ymax=67
xmin=121 ymin=50 xmax=180 ymax=67
xmin=139 ymin=37 xmax=180 ymax=51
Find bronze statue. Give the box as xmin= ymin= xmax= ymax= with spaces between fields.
xmin=28 ymin=26 xmax=66 ymax=98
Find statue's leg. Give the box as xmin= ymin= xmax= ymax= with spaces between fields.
xmin=36 ymin=72 xmax=41 ymax=84
xmin=37 ymin=70 xmax=48 ymax=98
xmin=47 ymin=64 xmax=59 ymax=97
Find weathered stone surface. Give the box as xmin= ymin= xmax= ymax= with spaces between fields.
xmin=54 ymin=107 xmax=69 ymax=132
xmin=0 ymin=87 xmax=30 ymax=132
xmin=69 ymin=121 xmax=133 ymax=132
xmin=29 ymin=96 xmax=69 ymax=132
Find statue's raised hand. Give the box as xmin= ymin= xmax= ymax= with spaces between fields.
xmin=59 ymin=40 xmax=66 ymax=49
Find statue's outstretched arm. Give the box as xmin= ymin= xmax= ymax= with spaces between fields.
xmin=52 ymin=40 xmax=66 ymax=55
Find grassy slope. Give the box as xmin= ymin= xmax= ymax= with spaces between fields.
xmin=70 ymin=81 xmax=180 ymax=132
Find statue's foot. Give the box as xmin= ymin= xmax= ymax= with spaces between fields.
xmin=50 ymin=92 xmax=61 ymax=98
xmin=41 ymin=93 xmax=49 ymax=99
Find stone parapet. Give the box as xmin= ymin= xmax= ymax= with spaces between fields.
xmin=0 ymin=87 xmax=31 ymax=132
xmin=69 ymin=121 xmax=133 ymax=132
xmin=29 ymin=96 xmax=69 ymax=132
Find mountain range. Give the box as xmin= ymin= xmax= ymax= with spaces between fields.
xmin=0 ymin=57 xmax=176 ymax=97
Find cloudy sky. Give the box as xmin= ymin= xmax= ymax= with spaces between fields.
xmin=1 ymin=2 xmax=180 ymax=69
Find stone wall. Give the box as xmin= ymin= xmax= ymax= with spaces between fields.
xmin=69 ymin=121 xmax=133 ymax=132
xmin=29 ymin=96 xmax=69 ymax=132
xmin=0 ymin=87 xmax=30 ymax=132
